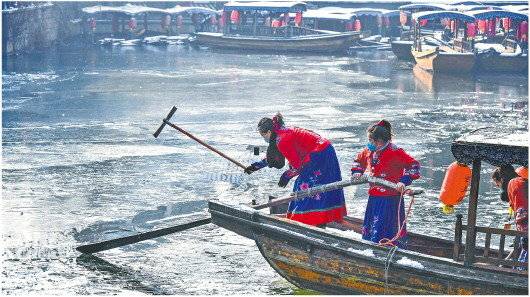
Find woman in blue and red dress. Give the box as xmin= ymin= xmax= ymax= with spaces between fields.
xmin=245 ymin=113 xmax=346 ymax=227
xmin=492 ymin=165 xmax=528 ymax=268
xmin=351 ymin=120 xmax=420 ymax=248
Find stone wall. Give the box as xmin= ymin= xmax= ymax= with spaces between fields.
xmin=2 ymin=2 xmax=83 ymax=55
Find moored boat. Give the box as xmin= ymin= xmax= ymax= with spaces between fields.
xmin=468 ymin=9 xmax=528 ymax=73
xmin=193 ymin=1 xmax=359 ymax=54
xmin=208 ymin=130 xmax=528 ymax=294
xmin=411 ymin=11 xmax=476 ymax=73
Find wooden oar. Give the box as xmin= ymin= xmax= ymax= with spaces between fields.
xmin=253 ymin=176 xmax=423 ymax=210
xmin=153 ymin=106 xmax=247 ymax=170
xmin=76 ymin=218 xmax=211 ymax=254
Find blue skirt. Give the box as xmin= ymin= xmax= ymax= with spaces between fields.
xmin=362 ymin=195 xmax=408 ymax=248
xmin=287 ymin=145 xmax=346 ymax=226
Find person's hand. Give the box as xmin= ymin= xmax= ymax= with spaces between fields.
xmin=278 ymin=172 xmax=292 ymax=188
xmin=352 ymin=172 xmax=362 ymax=180
xmin=244 ymin=164 xmax=259 ymax=174
xmin=395 ymin=182 xmax=407 ymax=193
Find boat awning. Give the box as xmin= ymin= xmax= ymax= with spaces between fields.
xmin=223 ymin=1 xmax=307 ymax=13
xmin=165 ymin=5 xmax=219 ymax=15
xmin=453 ymin=5 xmax=505 ymax=12
xmin=399 ymin=4 xmax=455 ymax=12
xmin=502 ymin=5 xmax=529 ymax=12
xmin=302 ymin=9 xmax=356 ymax=21
xmin=82 ymin=3 xmax=167 ymax=16
xmin=449 ymin=1 xmax=483 ymax=5
xmin=382 ymin=10 xmax=400 ymax=17
xmin=413 ymin=10 xmax=476 ymax=22
xmin=348 ymin=8 xmax=387 ymax=17
xmin=468 ymin=9 xmax=528 ymax=21
xmin=451 ymin=129 xmax=529 ymax=167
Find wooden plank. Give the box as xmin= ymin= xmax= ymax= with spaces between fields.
xmin=498 ymin=234 xmax=506 ymax=260
xmin=453 ymin=214 xmax=463 ymax=261
xmin=474 ymin=256 xmax=528 ymax=268
xmin=462 ymin=225 xmax=528 ymax=237
xmin=483 ymin=233 xmax=491 ymax=257
xmin=464 ymin=159 xmax=481 ymax=266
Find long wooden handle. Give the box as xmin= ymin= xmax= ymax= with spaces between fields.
xmin=76 ymin=218 xmax=212 ymax=254
xmin=162 ymin=119 xmax=247 ymax=170
xmin=253 ymin=176 xmax=423 ymax=210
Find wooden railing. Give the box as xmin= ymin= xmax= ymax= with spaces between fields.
xmin=453 ymin=214 xmax=527 ymax=269
xmin=226 ymin=25 xmax=328 ymax=38
xmin=453 ymin=38 xmax=474 ymax=53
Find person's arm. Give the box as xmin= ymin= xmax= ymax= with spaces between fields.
xmin=397 ymin=148 xmax=420 ymax=186
xmin=244 ymin=158 xmax=268 ymax=174
xmin=351 ymin=150 xmax=368 ymax=177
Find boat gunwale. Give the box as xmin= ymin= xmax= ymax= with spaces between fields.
xmin=209 ymin=202 xmax=528 ymax=288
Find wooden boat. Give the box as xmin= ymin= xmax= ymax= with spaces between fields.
xmin=411 ymin=11 xmax=477 ymax=73
xmin=391 ymin=40 xmax=414 ymax=60
xmin=468 ymin=10 xmax=529 ymax=73
xmin=194 ymin=31 xmax=358 ymax=53
xmin=208 ymin=130 xmax=528 ymax=294
xmin=193 ymin=1 xmax=359 ymax=54
xmin=392 ymin=4 xmax=456 ymax=61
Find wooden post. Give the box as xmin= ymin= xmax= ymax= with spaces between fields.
xmin=464 ymin=159 xmax=481 ymax=267
xmin=453 ymin=214 xmax=463 ymax=261
xmin=252 ymin=13 xmax=257 ymax=36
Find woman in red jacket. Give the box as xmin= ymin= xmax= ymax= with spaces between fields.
xmin=245 ymin=113 xmax=346 ymax=227
xmin=351 ymin=120 xmax=420 ymax=248
xmin=492 ymin=165 xmax=528 ymax=267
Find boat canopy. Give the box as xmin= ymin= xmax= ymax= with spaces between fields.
xmin=399 ymin=4 xmax=455 ymax=12
xmin=223 ymin=1 xmax=307 ymax=13
xmin=348 ymin=8 xmax=390 ymax=16
xmin=502 ymin=5 xmax=529 ymax=12
xmin=164 ymin=5 xmax=219 ymax=16
xmin=413 ymin=10 xmax=476 ymax=22
xmin=82 ymin=4 xmax=219 ymax=16
xmin=453 ymin=5 xmax=505 ymax=12
xmin=451 ymin=129 xmax=528 ymax=167
xmin=449 ymin=1 xmax=483 ymax=5
xmin=82 ymin=3 xmax=166 ymax=15
xmin=468 ymin=9 xmax=528 ymax=21
xmin=302 ymin=9 xmax=356 ymax=21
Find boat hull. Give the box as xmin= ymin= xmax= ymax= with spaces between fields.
xmin=412 ymin=49 xmax=475 ymax=73
xmin=194 ymin=32 xmax=358 ymax=53
xmin=208 ymin=201 xmax=528 ymax=295
xmin=476 ymin=53 xmax=528 ymax=73
xmin=391 ymin=40 xmax=414 ymax=60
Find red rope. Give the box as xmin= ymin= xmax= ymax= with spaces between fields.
xmin=378 ymin=190 xmax=416 ymax=247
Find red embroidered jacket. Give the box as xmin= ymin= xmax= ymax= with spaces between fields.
xmin=351 ymin=143 xmax=420 ymax=197
xmin=508 ymin=177 xmax=528 ymax=232
xmin=276 ymin=127 xmax=330 ymax=176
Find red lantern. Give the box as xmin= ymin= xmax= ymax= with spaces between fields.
xmin=502 ymin=18 xmax=511 ymax=31
xmin=294 ymin=12 xmax=303 ymax=27
xmin=354 ymin=19 xmax=362 ymax=31
xmin=477 ymin=19 xmax=486 ymax=33
xmin=419 ymin=19 xmax=428 ymax=27
xmin=399 ymin=11 xmax=407 ymax=26
xmin=345 ymin=21 xmax=354 ymax=31
xmin=518 ymin=21 xmax=528 ymax=41
xmin=230 ymin=10 xmax=240 ymax=24
xmin=466 ymin=22 xmax=476 ymax=38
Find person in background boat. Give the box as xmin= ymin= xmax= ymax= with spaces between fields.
xmin=351 ymin=120 xmax=420 ymax=248
xmin=245 ymin=113 xmax=347 ymax=227
xmin=492 ymin=165 xmax=528 ymax=269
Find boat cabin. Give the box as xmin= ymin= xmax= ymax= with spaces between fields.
xmin=450 ymin=130 xmax=528 ymax=270
xmin=412 ymin=10 xmax=476 ymax=52
xmin=221 ymin=1 xmax=310 ymax=37
xmin=467 ymin=9 xmax=528 ymax=48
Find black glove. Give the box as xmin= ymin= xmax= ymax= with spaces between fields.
xmin=278 ymin=171 xmax=293 ymax=188
xmin=244 ymin=164 xmax=260 ymax=174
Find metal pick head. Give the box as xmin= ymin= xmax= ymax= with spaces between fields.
xmin=153 ymin=106 xmax=178 ymax=138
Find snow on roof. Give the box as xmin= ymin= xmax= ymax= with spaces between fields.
xmin=223 ymin=1 xmax=307 ymax=13
xmin=467 ymin=9 xmax=528 ymax=20
xmin=413 ymin=10 xmax=476 ymax=22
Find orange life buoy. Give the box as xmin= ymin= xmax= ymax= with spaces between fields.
xmin=439 ymin=162 xmax=472 ymax=209
xmin=516 ymin=166 xmax=528 ymax=179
